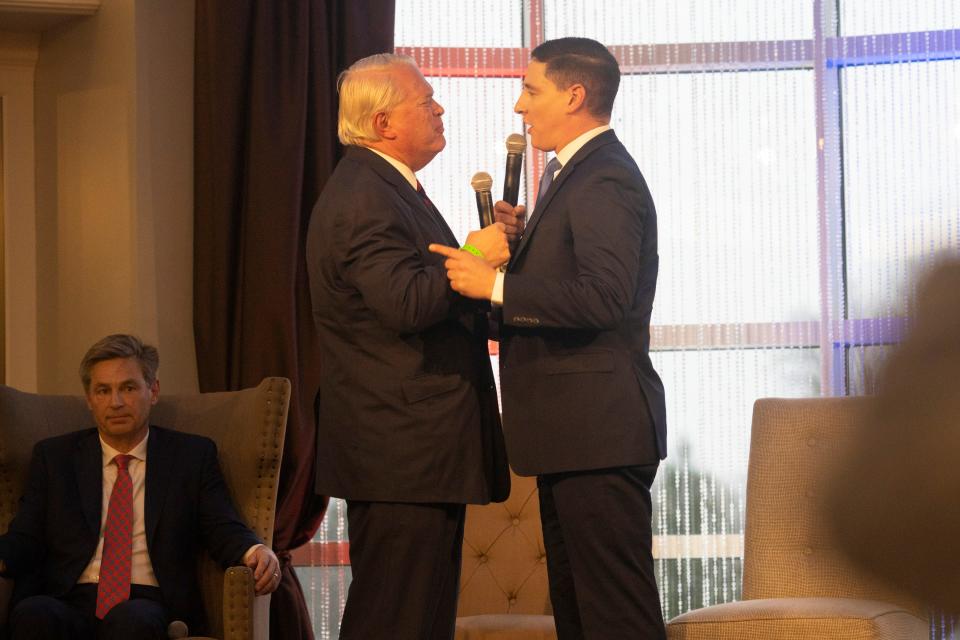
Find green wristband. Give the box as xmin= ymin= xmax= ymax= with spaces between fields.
xmin=460 ymin=244 xmax=485 ymax=259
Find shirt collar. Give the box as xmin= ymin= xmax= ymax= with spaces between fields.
xmin=555 ymin=124 xmax=612 ymax=169
xmin=368 ymin=148 xmax=419 ymax=190
xmin=99 ymin=428 xmax=149 ymax=467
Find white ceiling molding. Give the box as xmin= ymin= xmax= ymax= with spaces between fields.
xmin=0 ymin=0 xmax=100 ymax=33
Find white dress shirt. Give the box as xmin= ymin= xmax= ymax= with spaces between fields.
xmin=370 ymin=147 xmax=419 ymax=189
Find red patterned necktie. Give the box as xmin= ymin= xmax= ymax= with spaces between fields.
xmin=96 ymin=453 xmax=134 ymax=618
xmin=416 ymin=181 xmax=435 ymax=210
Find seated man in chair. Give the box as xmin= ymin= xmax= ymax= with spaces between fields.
xmin=0 ymin=334 xmax=281 ymax=639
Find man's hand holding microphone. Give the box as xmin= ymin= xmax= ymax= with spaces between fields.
xmin=429 ymin=134 xmax=528 ymax=299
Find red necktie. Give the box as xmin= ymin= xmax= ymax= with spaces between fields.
xmin=416 ymin=181 xmax=435 ymax=210
xmin=96 ymin=454 xmax=134 ymax=618
xmin=416 ymin=181 xmax=455 ymax=241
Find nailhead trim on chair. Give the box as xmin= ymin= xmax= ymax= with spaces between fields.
xmin=223 ymin=566 xmax=254 ymax=640
xmin=251 ymin=378 xmax=288 ymax=542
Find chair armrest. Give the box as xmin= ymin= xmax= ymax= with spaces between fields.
xmin=666 ymin=597 xmax=928 ymax=640
xmin=221 ymin=566 xmax=255 ymax=640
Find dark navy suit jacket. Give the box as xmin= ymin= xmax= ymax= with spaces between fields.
xmin=499 ymin=130 xmax=667 ymax=475
xmin=306 ymin=145 xmax=509 ymax=505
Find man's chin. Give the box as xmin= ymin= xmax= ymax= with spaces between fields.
xmin=102 ymin=419 xmax=136 ymax=433
xmin=529 ymin=133 xmax=552 ymax=153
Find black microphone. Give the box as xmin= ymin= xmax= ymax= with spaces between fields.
xmin=502 ymin=133 xmax=526 ymax=206
xmin=471 ymin=172 xmax=494 ymax=228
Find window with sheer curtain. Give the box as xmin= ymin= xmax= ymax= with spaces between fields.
xmin=295 ymin=2 xmax=960 ymax=637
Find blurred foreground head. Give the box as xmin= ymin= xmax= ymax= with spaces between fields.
xmin=828 ymin=257 xmax=960 ymax=612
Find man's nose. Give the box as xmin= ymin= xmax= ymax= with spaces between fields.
xmin=110 ymin=390 xmax=125 ymax=406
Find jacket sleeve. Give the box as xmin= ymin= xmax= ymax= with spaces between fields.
xmin=0 ymin=443 xmax=49 ymax=576
xmin=339 ymin=188 xmax=479 ymax=334
xmin=196 ymin=440 xmax=263 ymax=568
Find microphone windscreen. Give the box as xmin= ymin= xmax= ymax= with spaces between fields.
xmin=471 ymin=171 xmax=493 ymax=192
xmin=506 ymin=133 xmax=527 ymax=155
xmin=167 ymin=620 xmax=189 ymax=638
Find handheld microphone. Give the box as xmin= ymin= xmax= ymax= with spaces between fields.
xmin=502 ymin=133 xmax=526 ymax=206
xmin=167 ymin=621 xmax=189 ymax=638
xmin=471 ymin=172 xmax=495 ymax=228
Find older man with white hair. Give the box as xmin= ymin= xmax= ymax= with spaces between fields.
xmin=306 ymin=53 xmax=511 ymax=639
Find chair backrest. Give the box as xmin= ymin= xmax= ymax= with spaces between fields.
xmin=457 ymin=470 xmax=551 ymax=617
xmin=742 ymin=397 xmax=923 ymax=614
xmin=0 ymin=378 xmax=290 ymax=637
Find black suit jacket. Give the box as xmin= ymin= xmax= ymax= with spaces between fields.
xmin=0 ymin=426 xmax=261 ymax=632
xmin=306 ymin=146 xmax=509 ymax=504
xmin=499 ymin=130 xmax=667 ymax=475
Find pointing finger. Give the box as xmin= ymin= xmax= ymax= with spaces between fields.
xmin=428 ymin=243 xmax=459 ymax=258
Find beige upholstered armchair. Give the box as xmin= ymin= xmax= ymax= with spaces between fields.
xmin=667 ymin=397 xmax=929 ymax=640
xmin=0 ymin=377 xmax=290 ymax=640
xmin=455 ymin=470 xmax=556 ymax=640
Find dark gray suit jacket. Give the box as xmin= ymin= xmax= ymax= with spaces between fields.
xmin=0 ymin=426 xmax=261 ymax=633
xmin=306 ymin=146 xmax=509 ymax=504
xmin=499 ymin=130 xmax=667 ymax=476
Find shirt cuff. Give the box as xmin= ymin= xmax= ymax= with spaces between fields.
xmin=243 ymin=543 xmax=265 ymax=564
xmin=492 ymin=272 xmax=505 ymax=305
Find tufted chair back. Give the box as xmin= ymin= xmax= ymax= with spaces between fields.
xmin=455 ymin=470 xmax=557 ymax=639
xmin=0 ymin=378 xmax=289 ymax=640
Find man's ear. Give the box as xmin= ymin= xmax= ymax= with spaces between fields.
xmin=373 ymin=111 xmax=395 ymax=140
xmin=566 ymin=84 xmax=587 ymax=113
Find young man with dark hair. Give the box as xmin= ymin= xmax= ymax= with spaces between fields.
xmin=431 ymin=37 xmax=667 ymax=639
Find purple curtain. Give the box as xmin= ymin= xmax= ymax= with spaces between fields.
xmin=193 ymin=2 xmax=395 ymax=637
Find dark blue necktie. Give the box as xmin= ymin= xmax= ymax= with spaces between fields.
xmin=536 ymin=157 xmax=563 ymax=206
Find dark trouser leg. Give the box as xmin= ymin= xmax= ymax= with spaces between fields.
xmin=539 ymin=476 xmax=584 ymax=639
xmin=9 ymin=587 xmax=97 ymax=640
xmin=539 ymin=464 xmax=666 ymax=640
xmin=339 ymin=500 xmax=466 ymax=640
xmin=426 ymin=506 xmax=465 ymax=640
xmin=98 ymin=585 xmax=168 ymax=640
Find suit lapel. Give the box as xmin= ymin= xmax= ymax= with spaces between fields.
xmin=513 ymin=164 xmax=572 ymax=261
xmin=350 ymin=147 xmax=459 ymax=246
xmin=145 ymin=426 xmax=173 ymax=547
xmin=75 ymin=431 xmax=104 ymax=536
xmin=511 ymin=130 xmax=620 ymax=267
